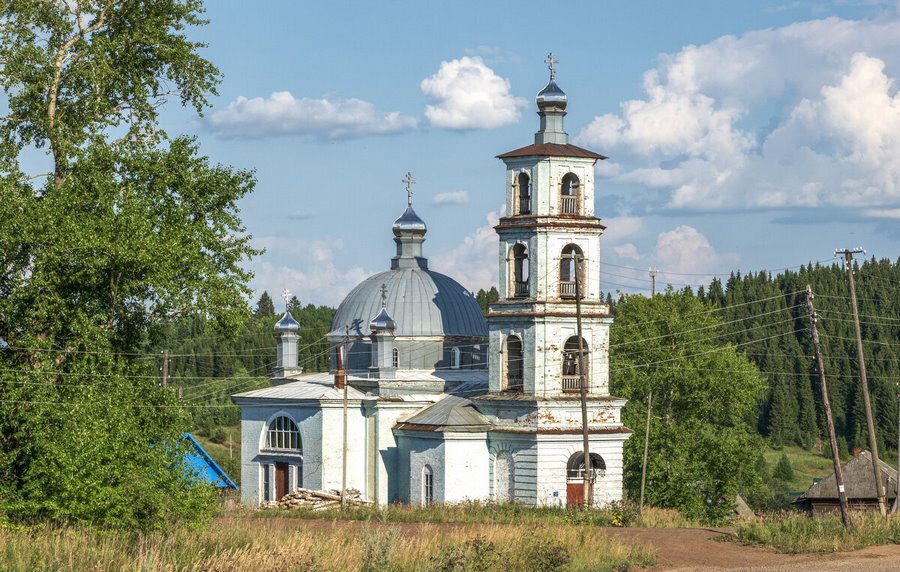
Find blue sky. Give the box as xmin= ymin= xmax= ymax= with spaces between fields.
xmin=160 ymin=1 xmax=900 ymax=306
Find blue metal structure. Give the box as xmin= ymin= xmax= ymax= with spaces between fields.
xmin=183 ymin=433 xmax=238 ymax=490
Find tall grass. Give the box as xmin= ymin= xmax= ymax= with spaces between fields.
xmin=0 ymin=519 xmax=655 ymax=571
xmin=236 ymin=500 xmax=695 ymax=529
xmin=734 ymin=512 xmax=900 ymax=553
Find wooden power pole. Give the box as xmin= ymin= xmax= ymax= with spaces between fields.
xmin=161 ymin=349 xmax=169 ymax=388
xmin=806 ymin=285 xmax=850 ymax=528
xmin=836 ymin=247 xmax=887 ymax=516
xmin=573 ymin=253 xmax=592 ymax=506
xmin=639 ymin=390 xmax=652 ymax=512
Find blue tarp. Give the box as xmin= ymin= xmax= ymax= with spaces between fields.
xmin=183 ymin=433 xmax=238 ymax=490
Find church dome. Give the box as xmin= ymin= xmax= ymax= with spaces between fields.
xmin=274 ymin=311 xmax=300 ymax=333
xmin=330 ymin=268 xmax=486 ymax=338
xmin=536 ymin=79 xmax=567 ymax=110
xmin=392 ymin=206 xmax=427 ymax=234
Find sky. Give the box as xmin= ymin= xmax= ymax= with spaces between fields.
xmin=156 ymin=0 xmax=900 ymax=306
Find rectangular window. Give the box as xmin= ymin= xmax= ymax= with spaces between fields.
xmin=296 ymin=464 xmax=303 ymax=490
xmin=262 ymin=464 xmax=270 ymax=504
xmin=423 ymin=470 xmax=434 ymax=506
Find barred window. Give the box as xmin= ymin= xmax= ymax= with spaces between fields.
xmin=266 ymin=416 xmax=301 ymax=451
xmin=423 ymin=465 xmax=434 ymax=506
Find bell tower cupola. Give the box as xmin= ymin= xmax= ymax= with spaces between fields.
xmin=535 ymin=53 xmax=569 ymax=145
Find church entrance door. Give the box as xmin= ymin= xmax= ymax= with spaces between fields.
xmin=566 ymin=482 xmax=584 ymax=507
xmin=275 ymin=462 xmax=289 ymax=500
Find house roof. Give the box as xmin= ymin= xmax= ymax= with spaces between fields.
xmin=396 ymin=394 xmax=491 ymax=432
xmin=795 ymin=451 xmax=898 ymax=502
xmin=496 ymin=143 xmax=607 ymax=160
xmin=232 ymin=377 xmax=369 ymax=402
xmin=183 ymin=433 xmax=238 ymax=490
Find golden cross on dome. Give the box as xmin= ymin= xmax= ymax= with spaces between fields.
xmin=545 ymin=52 xmax=558 ymax=80
xmin=403 ymin=171 xmax=415 ymax=207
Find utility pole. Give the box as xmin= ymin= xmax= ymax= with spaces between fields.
xmin=835 ymin=247 xmax=886 ymax=516
xmin=341 ymin=326 xmax=350 ymax=510
xmin=895 ymin=385 xmax=900 ymax=513
xmin=573 ymin=253 xmax=592 ymax=506
xmin=161 ymin=349 xmax=169 ymax=388
xmin=806 ymin=285 xmax=850 ymax=528
xmin=639 ymin=390 xmax=652 ymax=512
xmin=649 ymin=268 xmax=658 ymax=297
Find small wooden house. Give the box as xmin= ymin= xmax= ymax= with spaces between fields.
xmin=793 ymin=451 xmax=897 ymax=516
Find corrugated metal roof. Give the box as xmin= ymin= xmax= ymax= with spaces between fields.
xmin=795 ymin=451 xmax=898 ymax=501
xmin=329 ymin=268 xmax=487 ymax=338
xmin=496 ymin=143 xmax=607 ymax=160
xmin=232 ymin=378 xmax=368 ymax=401
xmin=399 ymin=395 xmax=491 ymax=429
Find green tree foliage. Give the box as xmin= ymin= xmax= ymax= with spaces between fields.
xmin=254 ymin=291 xmax=276 ymax=318
xmin=475 ymin=287 xmax=499 ymax=313
xmin=611 ymin=289 xmax=766 ymax=521
xmin=0 ymin=1 xmax=255 ymax=529
xmin=773 ymin=453 xmax=795 ymax=482
xmin=703 ymin=259 xmax=900 ymax=455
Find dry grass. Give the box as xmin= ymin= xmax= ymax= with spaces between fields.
xmin=0 ymin=518 xmax=655 ymax=571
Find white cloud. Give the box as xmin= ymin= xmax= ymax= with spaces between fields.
xmin=433 ymin=191 xmax=470 ymax=205
xmin=602 ymin=226 xmax=739 ymax=293
xmin=652 ymin=226 xmax=739 ymax=278
xmin=431 ymin=207 xmax=503 ymax=292
xmin=421 ymin=56 xmax=527 ymax=129
xmin=613 ymin=243 xmax=641 ymax=260
xmin=208 ymin=91 xmax=418 ymax=139
xmin=574 ymin=17 xmax=900 ymax=216
xmin=250 ymin=237 xmax=372 ymax=307
xmin=602 ymin=215 xmax=643 ymax=243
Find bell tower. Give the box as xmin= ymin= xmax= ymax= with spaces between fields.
xmin=487 ymin=54 xmax=612 ymax=398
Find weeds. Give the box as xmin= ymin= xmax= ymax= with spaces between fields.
xmin=734 ymin=512 xmax=900 ymax=553
xmin=0 ymin=519 xmax=654 ymax=571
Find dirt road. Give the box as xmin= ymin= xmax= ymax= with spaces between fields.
xmin=219 ymin=516 xmax=900 ymax=570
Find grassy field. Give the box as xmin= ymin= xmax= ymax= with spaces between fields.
xmin=763 ymin=445 xmax=835 ymax=496
xmin=0 ymin=519 xmax=655 ymax=571
xmin=734 ymin=512 xmax=900 ymax=553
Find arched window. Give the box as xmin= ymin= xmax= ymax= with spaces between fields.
xmin=560 ymin=173 xmax=580 ymax=214
xmin=266 ymin=415 xmax=301 ymax=451
xmin=495 ymin=451 xmax=515 ymax=502
xmin=451 ymin=346 xmax=461 ymax=369
xmin=516 ymin=172 xmax=531 ymax=215
xmin=392 ymin=347 xmax=399 ymax=368
xmin=422 ymin=465 xmax=434 ymax=506
xmin=510 ymin=244 xmax=529 ymax=298
xmin=561 ymin=336 xmax=589 ymax=392
xmin=505 ymin=335 xmax=524 ymax=391
xmin=559 ymin=244 xmax=585 ymax=299
xmin=566 ymin=452 xmax=606 ymax=481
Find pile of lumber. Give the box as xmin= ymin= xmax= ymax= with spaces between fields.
xmin=277 ymin=487 xmax=370 ymax=510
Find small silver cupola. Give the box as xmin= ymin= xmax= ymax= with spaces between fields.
xmin=369 ymin=284 xmax=398 ymax=379
xmin=391 ymin=171 xmax=428 ymax=270
xmin=535 ymin=52 xmax=569 ymax=145
xmin=273 ymin=289 xmax=302 ymax=381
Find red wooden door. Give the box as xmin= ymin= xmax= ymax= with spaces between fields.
xmin=275 ymin=462 xmax=289 ymax=500
xmin=567 ymin=482 xmax=584 ymax=507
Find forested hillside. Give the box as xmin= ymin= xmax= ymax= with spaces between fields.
xmin=148 ymin=294 xmax=335 ymax=436
xmin=695 ymin=257 xmax=900 ymax=457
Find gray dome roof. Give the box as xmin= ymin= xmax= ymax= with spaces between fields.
xmin=274 ymin=311 xmax=300 ymax=333
xmin=536 ymin=79 xmax=567 ymax=110
xmin=330 ymin=268 xmax=487 ymax=339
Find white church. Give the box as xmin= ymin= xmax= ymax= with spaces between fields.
xmin=233 ymin=60 xmax=632 ymax=508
